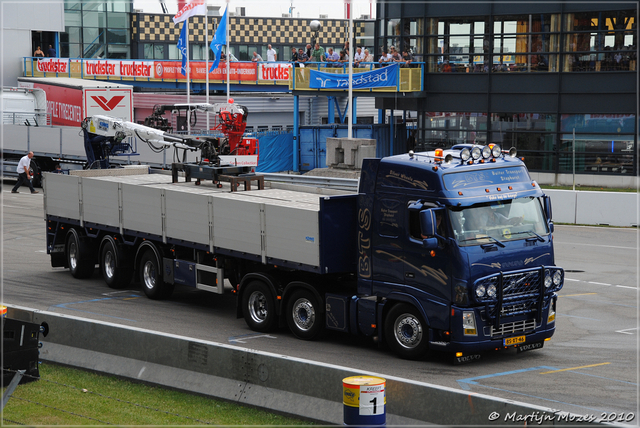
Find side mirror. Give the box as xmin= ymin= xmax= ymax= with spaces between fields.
xmin=422 ymin=237 xmax=439 ymax=250
xmin=543 ymin=195 xmax=553 ymax=221
xmin=419 ymin=209 xmax=436 ymax=237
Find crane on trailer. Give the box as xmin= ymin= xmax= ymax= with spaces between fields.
xmin=143 ymin=100 xmax=258 ymax=158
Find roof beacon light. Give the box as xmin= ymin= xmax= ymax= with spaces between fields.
xmin=508 ymin=147 xmax=518 ymax=157
xmin=460 ymin=148 xmax=471 ymax=161
xmin=491 ymin=144 xmax=502 ymax=157
xmin=481 ymin=146 xmax=492 ymax=159
xmin=471 ymin=146 xmax=482 ymax=160
xmin=435 ymin=148 xmax=444 ymax=159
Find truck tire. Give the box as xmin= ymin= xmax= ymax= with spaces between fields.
xmin=100 ymin=240 xmax=133 ymax=289
xmin=242 ymin=281 xmax=277 ymax=332
xmin=66 ymin=230 xmax=95 ymax=279
xmin=384 ymin=303 xmax=430 ymax=360
xmin=30 ymin=160 xmax=42 ymax=188
xmin=286 ymin=289 xmax=324 ymax=340
xmin=139 ymin=249 xmax=173 ymax=300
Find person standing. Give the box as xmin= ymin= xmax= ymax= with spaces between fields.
xmin=311 ymin=43 xmax=325 ymax=63
xmin=354 ymin=46 xmax=365 ymax=67
xmin=47 ymin=44 xmax=56 ymax=57
xmin=267 ymin=44 xmax=277 ymax=62
xmin=11 ymin=151 xmax=38 ymax=194
xmin=34 ymin=46 xmax=45 ymax=57
xmin=252 ymin=51 xmax=263 ymax=62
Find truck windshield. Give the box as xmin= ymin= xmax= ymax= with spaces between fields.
xmin=449 ymin=197 xmax=549 ymax=246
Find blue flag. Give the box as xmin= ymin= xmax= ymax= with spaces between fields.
xmin=209 ymin=7 xmax=227 ymax=72
xmin=177 ymin=22 xmax=188 ymax=76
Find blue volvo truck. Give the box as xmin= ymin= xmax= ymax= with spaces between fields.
xmin=44 ymin=143 xmax=562 ymax=362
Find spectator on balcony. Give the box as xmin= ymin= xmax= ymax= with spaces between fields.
xmin=267 ymin=44 xmax=277 ymax=62
xmin=362 ymin=49 xmax=374 ymax=68
xmin=47 ymin=44 xmax=56 ymax=57
xmin=311 ymin=43 xmax=325 ymax=63
xmin=354 ymin=46 xmax=365 ymax=67
xmin=290 ymin=47 xmax=299 ymax=64
xmin=326 ymin=47 xmax=339 ymax=67
xmin=379 ymin=50 xmax=390 ymax=67
xmin=252 ymin=51 xmax=264 ymax=62
xmin=297 ymin=48 xmax=309 ymax=67
xmin=34 ymin=46 xmax=44 ymax=58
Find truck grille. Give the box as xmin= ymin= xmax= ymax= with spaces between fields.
xmin=477 ymin=270 xmax=540 ymax=297
xmin=487 ymin=319 xmax=536 ymax=337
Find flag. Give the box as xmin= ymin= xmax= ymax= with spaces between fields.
xmin=173 ymin=0 xmax=206 ymax=24
xmin=209 ymin=7 xmax=227 ymax=72
xmin=177 ymin=22 xmax=188 ymax=76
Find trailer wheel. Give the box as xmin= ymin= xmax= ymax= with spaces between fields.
xmin=100 ymin=240 xmax=133 ymax=289
xmin=66 ymin=230 xmax=94 ymax=279
xmin=139 ymin=249 xmax=173 ymax=300
xmin=384 ymin=303 xmax=430 ymax=360
xmin=242 ymin=281 xmax=277 ymax=332
xmin=286 ymin=289 xmax=324 ymax=340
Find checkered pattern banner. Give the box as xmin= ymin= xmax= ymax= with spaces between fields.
xmin=134 ymin=13 xmax=365 ymax=46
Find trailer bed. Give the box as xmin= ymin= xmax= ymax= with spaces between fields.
xmin=43 ymin=170 xmax=357 ymax=273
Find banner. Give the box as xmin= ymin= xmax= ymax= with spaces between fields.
xmin=173 ymin=0 xmax=206 ymax=24
xmin=209 ymin=7 xmax=227 ymax=72
xmin=83 ymin=60 xmax=154 ymax=78
xmin=35 ymin=58 xmax=70 ymax=74
xmin=309 ymin=63 xmax=399 ymax=89
xmin=258 ymin=63 xmax=292 ymax=81
xmin=154 ymin=61 xmax=257 ymax=81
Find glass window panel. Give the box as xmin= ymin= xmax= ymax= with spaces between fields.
xmin=106 ymin=29 xmax=127 ymax=44
xmin=107 ymin=12 xmax=128 ymax=29
xmin=83 ymin=1 xmax=104 ymax=12
xmin=560 ymin=114 xmax=635 ymax=134
xmin=143 ymin=43 xmax=154 ymax=59
xmin=238 ymin=45 xmax=249 ymax=61
xmin=110 ymin=0 xmax=129 ymax=12
xmin=168 ymin=44 xmax=179 ymax=60
xmin=65 ymin=0 xmax=81 ymax=11
xmin=154 ymin=44 xmax=164 ymax=59
xmin=387 ymin=19 xmax=401 ymax=36
xmin=65 ymin=10 xmax=81 ymax=26
xmin=82 ymin=11 xmax=106 ymax=27
xmin=83 ymin=27 xmax=100 ymax=45
xmin=106 ymin=44 xmax=129 ymax=59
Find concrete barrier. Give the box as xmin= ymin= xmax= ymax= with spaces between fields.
xmin=8 ymin=304 xmax=598 ymax=426
xmin=545 ymin=190 xmax=639 ymax=227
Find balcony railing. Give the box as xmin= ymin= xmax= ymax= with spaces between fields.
xmin=22 ymin=57 xmax=424 ymax=93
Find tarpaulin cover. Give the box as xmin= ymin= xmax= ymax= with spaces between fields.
xmin=256 ymin=133 xmax=293 ymax=172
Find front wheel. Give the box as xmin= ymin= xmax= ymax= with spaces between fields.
xmin=384 ymin=303 xmax=430 ymax=360
xmin=286 ymin=289 xmax=324 ymax=340
xmin=242 ymin=281 xmax=277 ymax=332
xmin=139 ymin=249 xmax=173 ymax=300
xmin=100 ymin=240 xmax=133 ymax=289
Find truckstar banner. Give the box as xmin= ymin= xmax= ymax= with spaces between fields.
xmin=35 ymin=58 xmax=70 ymax=74
xmin=309 ymin=63 xmax=399 ymax=89
xmin=83 ymin=60 xmax=155 ymax=78
xmin=258 ymin=63 xmax=292 ymax=81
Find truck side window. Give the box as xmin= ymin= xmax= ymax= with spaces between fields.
xmin=409 ymin=210 xmax=421 ymax=239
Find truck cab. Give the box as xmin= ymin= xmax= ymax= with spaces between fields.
xmin=356 ymin=144 xmax=563 ymax=360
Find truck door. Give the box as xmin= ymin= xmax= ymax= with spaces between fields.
xmin=403 ymin=205 xmax=452 ymax=328
xmin=370 ymin=194 xmax=405 ymax=287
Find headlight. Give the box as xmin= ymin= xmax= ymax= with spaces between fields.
xmin=462 ymin=311 xmax=477 ymax=336
xmin=491 ymin=144 xmax=502 ymax=157
xmin=544 ymin=271 xmax=552 ymax=288
xmin=482 ymin=146 xmax=492 ymax=159
xmin=471 ymin=146 xmax=482 ymax=160
xmin=460 ymin=148 xmax=471 ymax=161
xmin=486 ymin=284 xmax=497 ymax=298
xmin=553 ymin=270 xmax=562 ymax=286
xmin=475 ymin=284 xmax=486 ymax=298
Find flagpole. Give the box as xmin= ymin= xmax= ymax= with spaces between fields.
xmin=205 ymin=10 xmax=210 ymax=131
xmin=226 ymin=0 xmax=230 ymax=101
xmin=347 ymin=0 xmax=353 ymax=139
xmin=187 ymin=17 xmax=191 ymax=134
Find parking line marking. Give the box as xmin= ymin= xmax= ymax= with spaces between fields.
xmin=616 ymin=285 xmax=638 ymax=290
xmin=561 ymin=293 xmax=597 ymax=297
xmin=540 ymin=362 xmax=610 ymax=374
xmin=565 ymin=278 xmax=580 ymax=282
xmin=588 ymin=281 xmax=611 ymax=286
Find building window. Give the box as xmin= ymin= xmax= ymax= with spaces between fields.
xmin=559 ymin=114 xmax=635 ymax=174
xmin=562 ymin=11 xmax=636 ymax=72
xmin=417 ymin=112 xmax=488 ymax=150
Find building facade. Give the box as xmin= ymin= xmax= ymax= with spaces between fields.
xmin=374 ymin=1 xmax=638 ymax=180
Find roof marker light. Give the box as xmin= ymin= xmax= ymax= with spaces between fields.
xmin=508 ymin=186 xmax=513 ymax=190
xmin=485 ymin=188 xmax=490 ymax=193
xmin=481 ymin=146 xmax=492 ymax=159
xmin=458 ymin=191 xmax=463 ymax=196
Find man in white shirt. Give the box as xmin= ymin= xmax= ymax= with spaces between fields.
xmin=326 ymin=47 xmax=340 ymax=67
xmin=354 ymin=47 xmax=365 ymax=67
xmin=11 ymin=151 xmax=38 ymax=194
xmin=267 ymin=44 xmax=277 ymax=62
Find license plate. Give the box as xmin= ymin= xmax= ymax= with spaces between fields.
xmin=504 ymin=335 xmax=526 ymax=346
